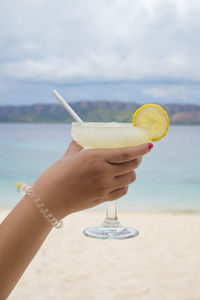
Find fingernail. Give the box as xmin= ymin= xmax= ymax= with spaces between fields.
xmin=148 ymin=143 xmax=154 ymax=151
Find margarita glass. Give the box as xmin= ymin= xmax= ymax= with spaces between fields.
xmin=71 ymin=122 xmax=150 ymax=240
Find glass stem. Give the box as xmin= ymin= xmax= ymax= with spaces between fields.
xmin=105 ymin=200 xmax=118 ymax=223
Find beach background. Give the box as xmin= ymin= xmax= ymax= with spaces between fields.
xmin=1 ymin=0 xmax=200 ymax=298
xmin=0 ymin=123 xmax=200 ymax=299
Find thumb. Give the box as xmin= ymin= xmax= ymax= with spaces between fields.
xmin=64 ymin=140 xmax=83 ymax=158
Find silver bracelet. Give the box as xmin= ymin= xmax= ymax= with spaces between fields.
xmin=21 ymin=184 xmax=63 ymax=229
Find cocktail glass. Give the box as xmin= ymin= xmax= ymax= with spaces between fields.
xmin=71 ymin=122 xmax=150 ymax=240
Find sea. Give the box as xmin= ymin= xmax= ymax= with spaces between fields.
xmin=0 ymin=123 xmax=200 ymax=212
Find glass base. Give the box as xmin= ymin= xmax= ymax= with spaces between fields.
xmin=83 ymin=219 xmax=139 ymax=240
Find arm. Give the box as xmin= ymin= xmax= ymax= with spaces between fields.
xmin=0 ymin=195 xmax=52 ymax=298
xmin=0 ymin=141 xmax=152 ymax=298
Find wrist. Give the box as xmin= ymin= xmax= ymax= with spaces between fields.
xmin=33 ymin=180 xmax=64 ymax=219
xmin=22 ymin=184 xmax=64 ymax=229
xmin=21 ymin=194 xmax=53 ymax=232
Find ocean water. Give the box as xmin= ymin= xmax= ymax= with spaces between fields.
xmin=0 ymin=123 xmax=199 ymax=212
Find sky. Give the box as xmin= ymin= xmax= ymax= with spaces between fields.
xmin=1 ymin=0 xmax=200 ymax=105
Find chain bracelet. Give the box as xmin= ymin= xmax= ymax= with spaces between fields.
xmin=21 ymin=184 xmax=63 ymax=229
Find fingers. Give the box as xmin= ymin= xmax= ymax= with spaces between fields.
xmin=64 ymin=140 xmax=83 ymax=158
xmin=107 ymin=186 xmax=128 ymax=201
xmin=105 ymin=143 xmax=152 ymax=164
xmin=111 ymin=157 xmax=142 ymax=176
xmin=113 ymin=171 xmax=136 ymax=189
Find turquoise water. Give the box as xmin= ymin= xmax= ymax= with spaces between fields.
xmin=0 ymin=123 xmax=200 ymax=212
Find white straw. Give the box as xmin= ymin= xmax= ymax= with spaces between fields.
xmin=52 ymin=90 xmax=84 ymax=125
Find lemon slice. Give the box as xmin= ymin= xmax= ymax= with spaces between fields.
xmin=132 ymin=104 xmax=170 ymax=142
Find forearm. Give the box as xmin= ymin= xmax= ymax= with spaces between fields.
xmin=0 ymin=195 xmax=52 ymax=299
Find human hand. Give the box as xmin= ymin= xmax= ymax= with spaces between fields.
xmin=33 ymin=141 xmax=153 ymax=219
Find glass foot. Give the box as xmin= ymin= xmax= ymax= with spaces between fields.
xmin=83 ymin=219 xmax=139 ymax=240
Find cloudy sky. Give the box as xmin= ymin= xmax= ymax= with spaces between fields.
xmin=1 ymin=0 xmax=200 ymax=105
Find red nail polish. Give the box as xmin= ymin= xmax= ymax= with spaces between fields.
xmin=148 ymin=143 xmax=154 ymax=151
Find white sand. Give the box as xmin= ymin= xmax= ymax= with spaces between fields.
xmin=1 ymin=210 xmax=200 ymax=300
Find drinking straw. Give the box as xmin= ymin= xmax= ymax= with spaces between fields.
xmin=52 ymin=90 xmax=84 ymax=125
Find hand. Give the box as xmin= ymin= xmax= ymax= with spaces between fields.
xmin=33 ymin=141 xmax=152 ymax=219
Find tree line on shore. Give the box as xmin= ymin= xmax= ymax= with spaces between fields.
xmin=0 ymin=101 xmax=200 ymax=124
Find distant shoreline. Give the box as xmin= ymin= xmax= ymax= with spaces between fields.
xmin=1 ymin=101 xmax=200 ymax=125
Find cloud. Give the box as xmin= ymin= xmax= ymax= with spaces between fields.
xmin=143 ymin=87 xmax=168 ymax=98
xmin=142 ymin=84 xmax=198 ymax=103
xmin=0 ymin=0 xmax=200 ymax=83
xmin=0 ymin=0 xmax=200 ymax=104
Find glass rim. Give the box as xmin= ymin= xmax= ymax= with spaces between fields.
xmin=71 ymin=122 xmax=136 ymax=128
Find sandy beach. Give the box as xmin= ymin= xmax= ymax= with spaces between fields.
xmin=1 ymin=210 xmax=199 ymax=300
